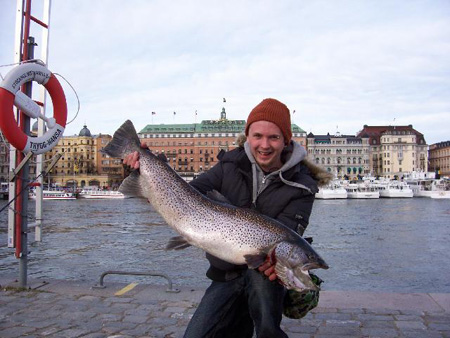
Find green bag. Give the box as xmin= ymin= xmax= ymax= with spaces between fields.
xmin=283 ymin=273 xmax=323 ymax=319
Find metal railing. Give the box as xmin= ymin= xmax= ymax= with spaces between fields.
xmin=93 ymin=270 xmax=180 ymax=293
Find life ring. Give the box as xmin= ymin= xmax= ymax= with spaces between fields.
xmin=0 ymin=62 xmax=67 ymax=155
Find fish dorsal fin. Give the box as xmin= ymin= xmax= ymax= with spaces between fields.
xmin=119 ymin=171 xmax=145 ymax=198
xmin=206 ymin=190 xmax=232 ymax=205
xmin=166 ymin=236 xmax=192 ymax=250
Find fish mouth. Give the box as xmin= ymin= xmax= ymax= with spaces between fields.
xmin=302 ymin=261 xmax=329 ymax=271
xmin=276 ymin=264 xmax=320 ymax=292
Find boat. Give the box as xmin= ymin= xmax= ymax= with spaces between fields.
xmin=315 ymin=181 xmax=347 ymax=199
xmin=29 ymin=189 xmax=77 ymax=200
xmin=406 ymin=178 xmax=450 ymax=199
xmin=376 ymin=180 xmax=414 ymax=198
xmin=78 ymin=188 xmax=127 ymax=199
xmin=344 ymin=182 xmax=380 ymax=199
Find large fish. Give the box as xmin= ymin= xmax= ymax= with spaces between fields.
xmin=103 ymin=120 xmax=328 ymax=292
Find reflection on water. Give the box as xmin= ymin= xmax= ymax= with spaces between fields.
xmin=0 ymin=198 xmax=449 ymax=293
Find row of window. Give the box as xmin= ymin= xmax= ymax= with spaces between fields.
xmin=143 ymin=133 xmax=239 ymax=138
xmin=61 ymin=140 xmax=95 ymax=146
xmin=147 ymin=141 xmax=232 ymax=147
xmin=315 ymin=157 xmax=364 ymax=165
xmin=153 ymin=148 xmax=217 ymax=155
xmin=59 ymin=148 xmax=96 ymax=153
xmin=311 ymin=149 xmax=365 ymax=154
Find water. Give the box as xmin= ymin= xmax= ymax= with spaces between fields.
xmin=0 ymin=198 xmax=449 ymax=293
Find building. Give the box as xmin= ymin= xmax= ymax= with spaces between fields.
xmin=357 ymin=125 xmax=428 ymax=179
xmin=306 ymin=132 xmax=370 ymax=180
xmin=138 ymin=108 xmax=307 ymax=175
xmin=0 ymin=131 xmax=37 ymax=185
xmin=0 ymin=133 xmax=10 ymax=184
xmin=43 ymin=125 xmax=124 ymax=189
xmin=429 ymin=141 xmax=450 ymax=178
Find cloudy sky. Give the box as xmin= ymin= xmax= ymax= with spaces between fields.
xmin=0 ymin=0 xmax=449 ymax=144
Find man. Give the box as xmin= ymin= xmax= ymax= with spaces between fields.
xmin=124 ymin=98 xmax=329 ymax=337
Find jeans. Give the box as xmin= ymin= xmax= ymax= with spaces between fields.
xmin=184 ymin=269 xmax=288 ymax=338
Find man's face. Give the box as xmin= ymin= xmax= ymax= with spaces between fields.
xmin=247 ymin=120 xmax=285 ymax=172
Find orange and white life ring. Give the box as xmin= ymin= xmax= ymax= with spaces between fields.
xmin=0 ymin=62 xmax=67 ymax=154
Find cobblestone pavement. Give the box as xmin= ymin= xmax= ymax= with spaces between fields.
xmin=1 ymin=277 xmax=449 ymax=338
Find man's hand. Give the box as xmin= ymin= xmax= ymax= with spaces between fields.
xmin=122 ymin=142 xmax=147 ymax=169
xmin=258 ymin=256 xmax=277 ymax=281
xmin=123 ymin=151 xmax=140 ymax=169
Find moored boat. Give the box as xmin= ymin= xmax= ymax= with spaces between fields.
xmin=377 ymin=180 xmax=414 ymax=198
xmin=344 ymin=182 xmax=380 ymax=199
xmin=316 ymin=181 xmax=347 ymax=199
xmin=407 ymin=178 xmax=450 ymax=199
xmin=29 ymin=189 xmax=77 ymax=200
xmin=78 ymin=188 xmax=127 ymax=199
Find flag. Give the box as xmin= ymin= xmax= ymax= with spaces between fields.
xmin=223 ymin=98 xmax=226 ymax=103
xmin=152 ymin=112 xmax=156 ymax=115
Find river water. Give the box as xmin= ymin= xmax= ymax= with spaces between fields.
xmin=0 ymin=197 xmax=449 ymax=293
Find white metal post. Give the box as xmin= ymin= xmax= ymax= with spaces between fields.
xmin=35 ymin=0 xmax=52 ymax=242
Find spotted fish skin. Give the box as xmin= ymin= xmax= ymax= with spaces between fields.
xmin=103 ymin=120 xmax=328 ymax=292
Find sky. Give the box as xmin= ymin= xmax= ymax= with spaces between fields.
xmin=0 ymin=0 xmax=449 ymax=145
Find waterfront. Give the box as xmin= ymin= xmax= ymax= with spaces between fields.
xmin=0 ymin=197 xmax=449 ymax=293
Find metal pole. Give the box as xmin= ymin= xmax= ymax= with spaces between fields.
xmin=17 ymin=36 xmax=36 ymax=287
xmin=14 ymin=0 xmax=32 ymax=288
xmin=35 ymin=0 xmax=52 ymax=242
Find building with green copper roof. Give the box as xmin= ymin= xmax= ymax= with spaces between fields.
xmin=139 ymin=108 xmax=306 ymax=136
xmin=138 ymin=108 xmax=307 ymax=175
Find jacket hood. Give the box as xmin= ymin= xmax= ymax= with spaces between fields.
xmin=237 ymin=133 xmax=332 ymax=187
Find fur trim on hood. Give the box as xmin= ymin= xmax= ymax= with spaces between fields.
xmin=236 ymin=133 xmax=332 ymax=187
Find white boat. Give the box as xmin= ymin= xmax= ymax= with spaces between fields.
xmin=78 ymin=188 xmax=127 ymax=199
xmin=377 ymin=180 xmax=414 ymax=198
xmin=407 ymin=179 xmax=450 ymax=199
xmin=29 ymin=189 xmax=77 ymax=200
xmin=344 ymin=182 xmax=380 ymax=199
xmin=316 ymin=181 xmax=348 ymax=199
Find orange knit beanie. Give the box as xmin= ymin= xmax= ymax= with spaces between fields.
xmin=245 ymin=98 xmax=292 ymax=144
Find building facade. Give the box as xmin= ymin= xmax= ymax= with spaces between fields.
xmin=0 ymin=134 xmax=10 ymax=184
xmin=357 ymin=125 xmax=428 ymax=179
xmin=0 ymin=133 xmax=37 ymax=185
xmin=43 ymin=125 xmax=124 ymax=189
xmin=429 ymin=141 xmax=450 ymax=178
xmin=306 ymin=132 xmax=370 ymax=180
xmin=138 ymin=108 xmax=307 ymax=175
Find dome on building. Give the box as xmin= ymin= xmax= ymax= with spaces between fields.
xmin=79 ymin=124 xmax=92 ymax=137
xmin=32 ymin=121 xmax=39 ymax=132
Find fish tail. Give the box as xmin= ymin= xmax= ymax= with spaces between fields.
xmin=102 ymin=120 xmax=141 ymax=158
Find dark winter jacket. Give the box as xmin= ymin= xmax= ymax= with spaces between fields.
xmin=190 ymin=138 xmax=331 ymax=281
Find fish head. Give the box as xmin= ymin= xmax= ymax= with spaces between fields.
xmin=273 ymin=240 xmax=328 ymax=292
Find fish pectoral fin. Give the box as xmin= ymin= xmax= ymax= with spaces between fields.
xmin=119 ymin=171 xmax=145 ymax=197
xmin=244 ymin=253 xmax=267 ymax=269
xmin=166 ymin=236 xmax=192 ymax=250
xmin=206 ymin=190 xmax=233 ymax=205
